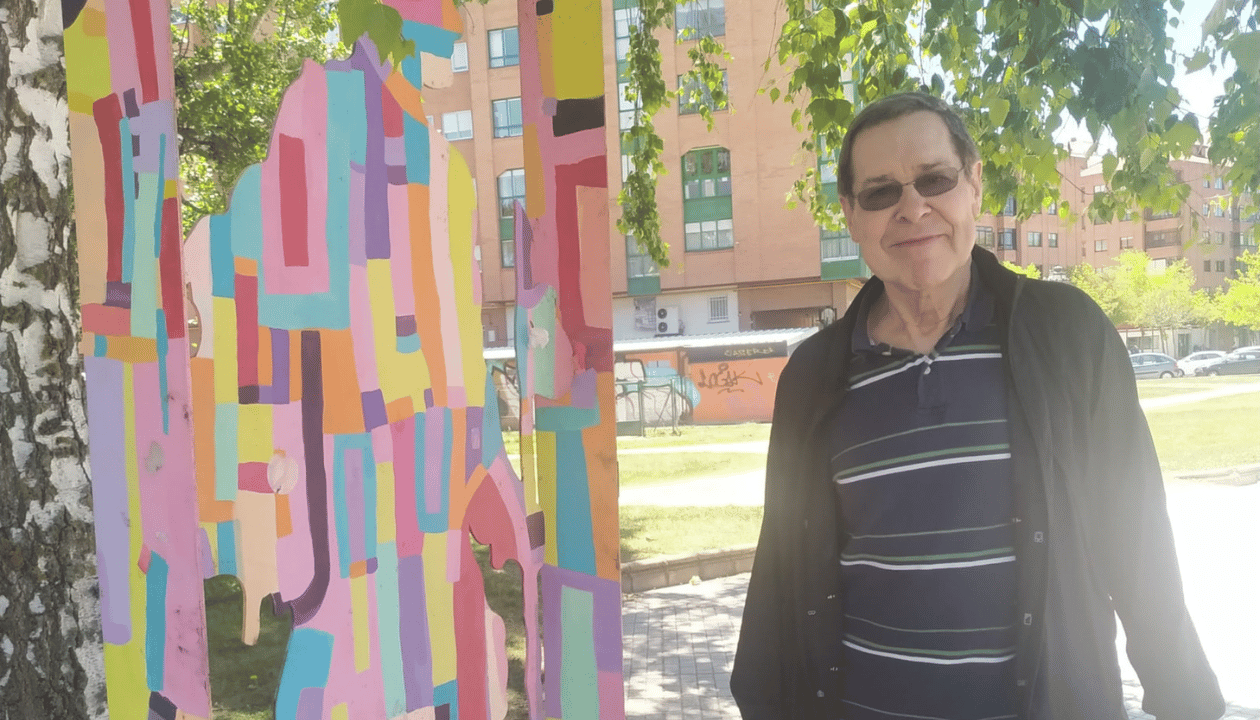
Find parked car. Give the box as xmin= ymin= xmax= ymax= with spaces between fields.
xmin=1195 ymin=350 xmax=1260 ymax=376
xmin=1178 ymin=350 xmax=1227 ymax=375
xmin=1129 ymin=352 xmax=1183 ymax=379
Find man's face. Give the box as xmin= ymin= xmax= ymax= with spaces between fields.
xmin=839 ymin=111 xmax=983 ymax=295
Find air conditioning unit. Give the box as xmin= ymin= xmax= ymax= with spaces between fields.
xmin=656 ymin=306 xmax=680 ymax=336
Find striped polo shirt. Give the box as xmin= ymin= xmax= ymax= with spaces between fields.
xmin=829 ymin=270 xmax=1018 ymax=720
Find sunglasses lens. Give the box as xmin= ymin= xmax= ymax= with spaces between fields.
xmin=915 ymin=171 xmax=959 ymax=197
xmin=857 ymin=185 xmax=902 ymax=211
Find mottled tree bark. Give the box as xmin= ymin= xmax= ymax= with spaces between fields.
xmin=0 ymin=0 xmax=107 ymax=717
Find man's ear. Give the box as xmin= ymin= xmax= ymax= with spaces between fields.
xmin=839 ymin=194 xmax=854 ymax=220
xmin=969 ymin=159 xmax=983 ymax=215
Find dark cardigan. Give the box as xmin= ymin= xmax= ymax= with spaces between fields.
xmin=731 ymin=246 xmax=1224 ymax=720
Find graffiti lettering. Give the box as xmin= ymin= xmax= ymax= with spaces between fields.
xmin=694 ymin=363 xmax=765 ymax=393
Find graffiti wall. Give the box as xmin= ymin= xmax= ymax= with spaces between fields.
xmin=64 ymin=0 xmax=620 ymax=717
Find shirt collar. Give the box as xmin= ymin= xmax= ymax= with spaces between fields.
xmin=852 ymin=261 xmax=994 ymax=355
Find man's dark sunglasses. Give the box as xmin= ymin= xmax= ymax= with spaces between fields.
xmin=855 ymin=167 xmax=962 ymax=211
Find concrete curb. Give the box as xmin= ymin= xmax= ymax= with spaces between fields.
xmin=621 ymin=544 xmax=756 ymax=594
xmin=1167 ymin=463 xmax=1260 ymax=486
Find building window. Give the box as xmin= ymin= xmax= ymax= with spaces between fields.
xmin=821 ymin=228 xmax=859 ymax=261
xmin=614 ymin=7 xmax=641 ymax=62
xmin=1233 ymin=232 xmax=1243 ymax=246
xmin=442 ymin=110 xmax=473 ymax=140
xmin=1204 ymin=176 xmax=1212 ymax=188
xmin=492 ymin=97 xmax=523 ymax=138
xmin=1216 ymin=231 xmax=1226 ymax=244
xmin=1001 ymin=196 xmax=1017 ymax=216
xmin=497 ymin=169 xmax=526 ymax=267
xmin=682 ymin=147 xmax=732 ymax=199
xmin=999 ymin=228 xmax=1016 ymax=249
xmin=976 ymin=226 xmax=995 ymax=248
xmin=1215 ymin=204 xmax=1225 ymax=217
xmin=1217 ymin=260 xmax=1226 ymax=272
xmin=1215 ymin=177 xmax=1225 ymax=189
xmin=626 ymin=235 xmax=658 ymax=278
xmin=621 ymin=154 xmax=635 ymax=182
xmin=1094 ymin=184 xmax=1106 ymax=194
xmin=618 ymin=82 xmax=640 ymax=130
xmin=1048 ymin=201 xmax=1058 ymax=215
xmin=1027 ymin=231 xmax=1042 ymax=247
xmin=708 ymin=295 xmax=729 ymax=323
xmin=1120 ymin=236 xmax=1134 ymax=248
xmin=1094 ymin=238 xmax=1107 ymax=252
xmin=1203 ymin=202 xmax=1211 ymax=215
xmin=1146 ymin=230 xmax=1180 ymax=248
xmin=678 ymin=70 xmax=728 ymax=115
xmin=1204 ymin=260 xmax=1212 ymax=272
xmin=1048 ymin=232 xmax=1058 ymax=248
xmin=685 ymin=219 xmax=734 ymax=251
xmin=676 ymin=0 xmax=725 ymax=38
xmin=817 ymin=135 xmax=837 ymax=184
xmin=489 ymin=27 xmax=520 ymax=68
xmin=451 ymin=42 xmax=468 ymax=72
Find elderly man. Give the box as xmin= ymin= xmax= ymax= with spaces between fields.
xmin=730 ymin=92 xmax=1223 ymax=720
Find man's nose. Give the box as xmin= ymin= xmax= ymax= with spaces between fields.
xmin=893 ymin=183 xmax=932 ymax=221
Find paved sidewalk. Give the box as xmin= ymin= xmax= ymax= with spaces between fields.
xmin=1140 ymin=381 xmax=1260 ymax=410
xmin=622 ymin=483 xmax=1260 ymax=719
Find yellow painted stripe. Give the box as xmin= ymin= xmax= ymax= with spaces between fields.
xmin=236 ymin=404 xmax=274 ymax=463
xmin=423 ymin=532 xmax=457 ymax=684
xmin=351 ymin=575 xmax=371 ymax=673
xmin=376 ymin=462 xmax=396 ymax=543
xmin=367 ymin=259 xmax=429 ymax=406
xmin=537 ymin=431 xmax=558 ymax=567
xmin=213 ymin=298 xmax=238 ymax=404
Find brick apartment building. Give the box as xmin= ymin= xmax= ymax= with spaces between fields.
xmin=422 ymin=0 xmax=1258 ymax=351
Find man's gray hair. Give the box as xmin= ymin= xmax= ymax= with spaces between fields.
xmin=837 ymin=92 xmax=979 ymax=199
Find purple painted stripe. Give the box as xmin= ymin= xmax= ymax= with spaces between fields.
xmin=386 ymin=164 xmax=408 ymax=185
xmin=542 ymin=564 xmax=624 ymax=672
xmin=296 ymin=686 xmax=323 ymax=720
xmin=198 ymin=527 xmax=215 ymax=580
xmin=105 ymin=281 xmax=132 ymax=308
xmin=464 ymin=407 xmax=483 ymax=479
xmin=395 ymin=315 xmax=416 ymax=337
xmin=398 ymin=554 xmax=434 ymax=710
xmin=424 ymin=409 xmax=444 ymax=515
xmin=362 ymin=389 xmax=387 ymax=430
xmin=344 ymin=447 xmax=366 ymax=565
xmin=84 ymin=355 xmax=131 ymax=644
xmin=353 ymin=47 xmax=390 ymax=260
xmin=271 ymin=327 xmax=289 ymax=404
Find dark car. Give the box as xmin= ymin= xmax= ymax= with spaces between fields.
xmin=1196 ymin=350 xmax=1260 ymax=376
xmin=1129 ymin=352 xmax=1183 ymax=379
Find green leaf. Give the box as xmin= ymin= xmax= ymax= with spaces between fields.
xmin=1102 ymin=153 xmax=1118 ymax=181
xmin=1227 ymin=31 xmax=1260 ymax=80
xmin=1184 ymin=50 xmax=1211 ymax=73
xmin=986 ymin=97 xmax=1010 ymax=126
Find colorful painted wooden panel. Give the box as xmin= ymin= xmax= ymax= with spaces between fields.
xmin=63 ymin=0 xmax=622 ymax=717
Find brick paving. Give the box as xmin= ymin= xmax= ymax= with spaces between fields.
xmin=622 ymin=573 xmax=1260 ymax=720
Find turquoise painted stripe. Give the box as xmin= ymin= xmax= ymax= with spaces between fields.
xmin=94 ymin=335 xmax=107 ymax=356
xmin=145 ymin=552 xmax=169 ymax=691
xmin=214 ymin=404 xmax=239 ymax=502
xmin=481 ymin=371 xmax=504 ymax=468
xmin=434 ymin=679 xmax=458 ymax=717
xmin=374 ymin=544 xmax=406 ymax=716
xmin=118 ymin=116 xmax=135 ymax=283
xmin=217 ymin=521 xmax=237 ymax=577
xmin=560 ymin=586 xmax=600 ymax=718
xmin=536 ymin=405 xmax=601 ymax=433
xmin=396 ymin=334 xmax=421 ymax=354
xmin=229 ymin=166 xmax=263 ymax=261
xmin=403 ymin=114 xmax=430 ymax=185
xmin=275 ymin=628 xmax=334 ymax=720
xmin=555 ymin=431 xmax=596 ymax=574
xmin=328 ymin=70 xmax=367 ymax=165
xmin=153 ymin=134 xmax=167 ymax=255
xmin=130 ymin=171 xmax=159 ymax=339
xmin=416 ymin=409 xmax=451 ymax=534
xmin=210 ymin=213 xmax=234 ymax=298
xmin=156 ymin=309 xmax=169 ymax=433
xmin=332 ymin=436 xmax=354 ymax=578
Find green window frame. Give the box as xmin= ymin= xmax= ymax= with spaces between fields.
xmin=681 ymin=147 xmax=733 ymax=251
xmin=497 ymin=169 xmax=526 ymax=267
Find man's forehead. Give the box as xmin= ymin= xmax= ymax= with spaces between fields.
xmin=850 ymin=114 xmax=959 ymax=180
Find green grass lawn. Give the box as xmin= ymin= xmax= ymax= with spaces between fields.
xmin=620 ymin=505 xmax=763 ymax=562
xmin=617 ymin=451 xmax=765 ymax=487
xmin=1145 ymin=391 xmax=1260 ymax=471
xmin=205 ymin=576 xmax=290 ymax=720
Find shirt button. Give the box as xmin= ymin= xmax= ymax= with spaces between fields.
xmin=1018 ymin=679 xmax=1027 ymax=687
xmin=1023 ymin=613 xmax=1033 ymax=625
xmin=830 ymin=667 xmax=840 ymax=672
xmin=1033 ymin=531 xmax=1045 ymax=543
xmin=817 ymin=690 xmax=825 ymax=697
xmin=826 ymin=594 xmax=837 ymax=600
xmin=807 ymin=610 xmax=817 ymax=616
xmin=923 ymin=366 xmax=932 ymax=375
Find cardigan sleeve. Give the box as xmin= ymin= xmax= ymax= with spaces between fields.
xmin=1084 ymin=303 xmax=1224 ymax=720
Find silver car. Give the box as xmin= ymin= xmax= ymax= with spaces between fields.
xmin=1129 ymin=352 xmax=1183 ymax=379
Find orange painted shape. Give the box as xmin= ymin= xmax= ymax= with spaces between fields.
xmin=193 ymin=358 xmax=233 ymax=523
xmin=234 ymin=257 xmax=258 ymax=276
xmin=320 ymin=328 xmax=365 ymax=434
xmin=257 ymin=326 xmax=273 ymax=387
xmin=386 ymin=396 xmax=414 ymax=424
xmin=407 ymin=183 xmax=447 ymax=406
xmin=446 ymin=407 xmax=467 ymax=529
xmin=349 ymin=559 xmax=367 ymax=578
xmin=275 ymin=493 xmax=293 ymax=537
xmin=385 ymin=73 xmax=426 ymax=120
xmin=80 ymin=7 xmax=107 ymax=35
xmin=441 ymin=0 xmax=464 ymax=34
xmin=106 ymin=336 xmax=158 ymax=363
xmin=289 ymin=330 xmax=303 ymax=401
xmin=585 ymin=372 xmax=621 ymax=581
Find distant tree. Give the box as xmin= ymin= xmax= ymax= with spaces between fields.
xmin=173 ymin=0 xmax=339 ymax=231
xmin=1000 ymin=261 xmax=1042 ymax=279
xmin=1218 ymin=251 xmax=1260 ymax=331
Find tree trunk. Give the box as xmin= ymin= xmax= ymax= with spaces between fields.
xmin=0 ymin=0 xmax=107 ymax=717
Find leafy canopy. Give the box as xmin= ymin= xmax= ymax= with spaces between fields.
xmin=1218 ymin=251 xmax=1260 ymax=331
xmin=174 ymin=0 xmax=340 ymax=232
xmin=1071 ymin=250 xmax=1216 ymax=333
